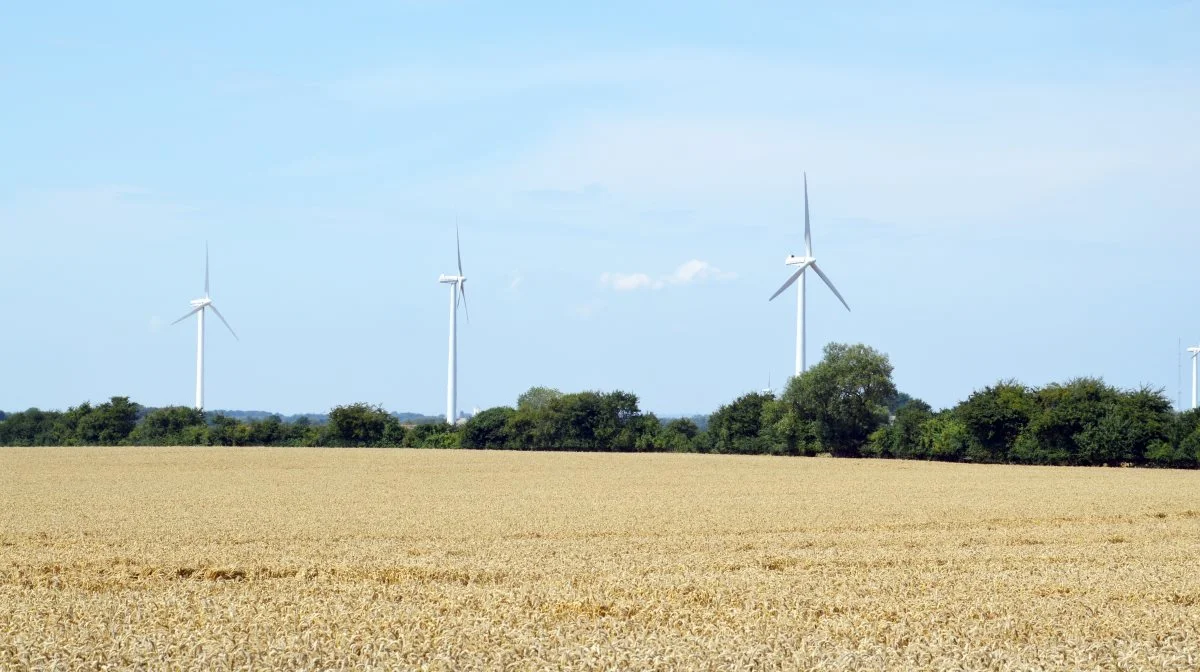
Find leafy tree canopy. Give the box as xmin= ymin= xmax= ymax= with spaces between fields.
xmin=782 ymin=343 xmax=897 ymax=457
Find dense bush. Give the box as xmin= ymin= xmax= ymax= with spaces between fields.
xmin=2 ymin=343 xmax=1197 ymax=469
xmin=708 ymin=392 xmax=774 ymax=454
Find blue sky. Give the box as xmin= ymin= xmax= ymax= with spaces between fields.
xmin=2 ymin=1 xmax=1198 ymax=415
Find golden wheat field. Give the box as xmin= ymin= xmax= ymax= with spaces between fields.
xmin=1 ymin=448 xmax=1199 ymax=670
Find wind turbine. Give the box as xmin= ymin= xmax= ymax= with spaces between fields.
xmin=171 ymin=245 xmax=238 ymax=410
xmin=438 ymin=227 xmax=468 ymax=424
xmin=1189 ymin=342 xmax=1200 ymax=410
xmin=768 ymin=173 xmax=851 ymax=376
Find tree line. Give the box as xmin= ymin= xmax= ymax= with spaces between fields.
xmin=2 ymin=342 xmax=1198 ymax=468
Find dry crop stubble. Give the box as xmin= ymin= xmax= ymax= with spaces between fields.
xmin=1 ymin=447 xmax=1199 ymax=670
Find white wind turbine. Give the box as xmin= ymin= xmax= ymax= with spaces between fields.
xmin=1189 ymin=342 xmax=1200 ymax=410
xmin=769 ymin=173 xmax=851 ymax=376
xmin=171 ymin=245 xmax=238 ymax=410
xmin=438 ymin=227 xmax=468 ymax=424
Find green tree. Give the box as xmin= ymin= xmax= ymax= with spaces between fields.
xmin=507 ymin=386 xmax=566 ymax=449
xmin=404 ymin=422 xmax=458 ymax=448
xmin=246 ymin=415 xmax=287 ymax=446
xmin=782 ymin=343 xmax=897 ymax=457
xmin=326 ymin=403 xmax=392 ymax=447
xmin=529 ymin=393 xmax=590 ymax=449
xmin=207 ymin=413 xmax=243 ymax=446
xmin=1181 ymin=428 xmax=1200 ymax=466
xmin=866 ymin=399 xmax=934 ymax=459
xmin=517 ymin=386 xmax=563 ymax=412
xmin=1010 ymin=378 xmax=1119 ymax=465
xmin=918 ymin=414 xmax=971 ymax=461
xmin=621 ymin=412 xmax=661 ymax=452
xmin=178 ymin=424 xmax=211 ymax=446
xmin=603 ymin=391 xmax=648 ymax=451
xmin=708 ymin=392 xmax=774 ymax=454
xmin=53 ymin=402 xmax=94 ymax=445
xmin=419 ymin=426 xmax=461 ymax=448
xmin=759 ymin=398 xmax=822 ymax=456
xmin=656 ymin=418 xmax=700 ymax=452
xmin=1071 ymin=387 xmax=1171 ymax=466
xmin=954 ymin=381 xmax=1037 ymax=462
xmin=1117 ymin=387 xmax=1174 ymax=463
xmin=65 ymin=397 xmax=140 ymax=445
xmin=886 ymin=392 xmax=916 ymax=414
xmin=509 ymin=390 xmax=652 ymax=451
xmin=462 ymin=407 xmax=515 ymax=449
xmin=381 ymin=417 xmax=408 ymax=447
xmin=1174 ymin=408 xmax=1200 ymax=444
xmin=128 ymin=406 xmax=207 ymax=445
xmin=0 ymin=408 xmax=63 ymax=446
xmin=284 ymin=416 xmax=324 ymax=447
xmin=1151 ymin=409 xmax=1200 ymax=467
xmin=502 ymin=412 xmax=537 ymax=450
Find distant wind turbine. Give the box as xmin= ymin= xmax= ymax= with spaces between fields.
xmin=1189 ymin=342 xmax=1200 ymax=410
xmin=438 ymin=227 xmax=468 ymax=424
xmin=768 ymin=173 xmax=851 ymax=376
xmin=171 ymin=245 xmax=238 ymax=410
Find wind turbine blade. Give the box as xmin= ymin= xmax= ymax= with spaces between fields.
xmin=768 ymin=262 xmax=811 ymax=302
xmin=810 ymin=262 xmax=850 ymax=312
xmin=204 ymin=243 xmax=210 ymax=296
xmin=804 ymin=172 xmax=812 ymax=257
xmin=208 ymin=304 xmax=239 ymax=341
xmin=456 ymin=224 xmax=463 ymax=277
xmin=459 ymin=282 xmax=469 ymax=323
xmin=170 ymin=306 xmax=203 ymax=326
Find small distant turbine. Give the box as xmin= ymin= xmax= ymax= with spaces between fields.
xmin=171 ymin=245 xmax=238 ymax=410
xmin=438 ymin=227 xmax=468 ymax=424
xmin=769 ymin=173 xmax=851 ymax=376
xmin=1188 ymin=342 xmax=1200 ymax=410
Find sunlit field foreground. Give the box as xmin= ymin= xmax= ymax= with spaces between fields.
xmin=2 ymin=449 xmax=1199 ymax=670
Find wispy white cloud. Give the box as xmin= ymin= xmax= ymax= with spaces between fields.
xmin=600 ymin=260 xmax=736 ymax=292
xmin=600 ymin=272 xmax=660 ymax=291
xmin=666 ymin=259 xmax=737 ymax=285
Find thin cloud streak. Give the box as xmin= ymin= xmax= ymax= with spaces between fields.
xmin=600 ymin=272 xmax=659 ymax=291
xmin=601 ymin=260 xmax=737 ymax=292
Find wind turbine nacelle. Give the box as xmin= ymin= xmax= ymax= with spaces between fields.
xmin=189 ymin=298 xmax=211 ymax=307
xmin=785 ymin=255 xmax=814 ymax=266
xmin=438 ymin=274 xmax=459 ymax=284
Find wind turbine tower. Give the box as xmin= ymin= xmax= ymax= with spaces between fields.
xmin=1189 ymin=342 xmax=1200 ymax=410
xmin=171 ymin=245 xmax=238 ymax=410
xmin=438 ymin=227 xmax=469 ymax=424
xmin=769 ymin=173 xmax=851 ymax=376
